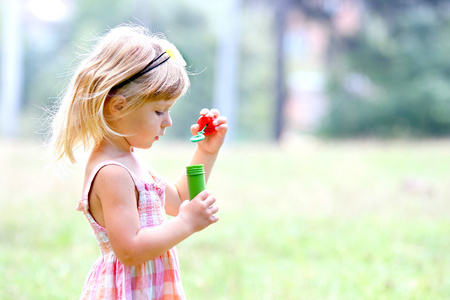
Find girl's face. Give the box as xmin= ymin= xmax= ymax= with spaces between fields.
xmin=113 ymin=99 xmax=176 ymax=150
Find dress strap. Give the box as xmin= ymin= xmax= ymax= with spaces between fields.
xmin=82 ymin=160 xmax=136 ymax=198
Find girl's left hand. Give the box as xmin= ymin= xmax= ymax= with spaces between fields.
xmin=190 ymin=108 xmax=228 ymax=154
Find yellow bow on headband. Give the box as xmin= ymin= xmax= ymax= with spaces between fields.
xmin=166 ymin=49 xmax=175 ymax=59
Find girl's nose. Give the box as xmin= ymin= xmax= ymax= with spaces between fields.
xmin=162 ymin=114 xmax=172 ymax=128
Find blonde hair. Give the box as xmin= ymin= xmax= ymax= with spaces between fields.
xmin=51 ymin=24 xmax=190 ymax=163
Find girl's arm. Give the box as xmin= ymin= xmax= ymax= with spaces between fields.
xmin=164 ymin=109 xmax=228 ymax=216
xmin=92 ymin=165 xmax=218 ymax=266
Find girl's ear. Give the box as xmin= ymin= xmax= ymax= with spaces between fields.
xmin=106 ymin=95 xmax=127 ymax=117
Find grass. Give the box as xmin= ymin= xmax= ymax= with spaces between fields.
xmin=0 ymin=138 xmax=449 ymax=299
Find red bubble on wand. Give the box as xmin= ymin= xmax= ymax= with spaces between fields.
xmin=190 ymin=113 xmax=217 ymax=143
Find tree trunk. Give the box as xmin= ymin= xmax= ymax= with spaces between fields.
xmin=274 ymin=0 xmax=289 ymax=142
xmin=1 ymin=0 xmax=24 ymax=136
xmin=213 ymin=0 xmax=241 ymax=142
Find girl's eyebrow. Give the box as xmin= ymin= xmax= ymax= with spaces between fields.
xmin=154 ymin=103 xmax=174 ymax=111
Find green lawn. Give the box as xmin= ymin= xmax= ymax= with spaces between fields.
xmin=0 ymin=138 xmax=449 ymax=299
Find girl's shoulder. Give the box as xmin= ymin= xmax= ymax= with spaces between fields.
xmin=82 ymin=159 xmax=136 ymax=196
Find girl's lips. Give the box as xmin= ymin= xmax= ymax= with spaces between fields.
xmin=155 ymin=136 xmax=159 ymax=141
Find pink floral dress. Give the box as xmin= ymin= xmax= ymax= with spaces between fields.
xmin=76 ymin=161 xmax=186 ymax=300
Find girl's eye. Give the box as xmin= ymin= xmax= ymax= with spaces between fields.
xmin=155 ymin=111 xmax=164 ymax=116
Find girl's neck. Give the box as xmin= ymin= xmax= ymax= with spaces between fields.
xmin=95 ymin=138 xmax=134 ymax=159
xmin=88 ymin=138 xmax=153 ymax=183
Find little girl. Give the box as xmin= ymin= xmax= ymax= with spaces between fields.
xmin=50 ymin=24 xmax=227 ymax=299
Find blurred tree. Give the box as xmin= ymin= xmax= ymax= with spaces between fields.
xmin=213 ymin=0 xmax=240 ymax=142
xmin=274 ymin=0 xmax=289 ymax=141
xmin=237 ymin=0 xmax=276 ymax=141
xmin=271 ymin=0 xmax=337 ymax=141
xmin=1 ymin=0 xmax=23 ymax=136
xmin=321 ymin=0 xmax=450 ymax=137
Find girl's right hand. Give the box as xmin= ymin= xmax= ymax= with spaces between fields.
xmin=177 ymin=190 xmax=219 ymax=233
xmin=190 ymin=108 xmax=228 ymax=155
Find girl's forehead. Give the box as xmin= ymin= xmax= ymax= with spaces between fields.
xmin=147 ymin=99 xmax=177 ymax=108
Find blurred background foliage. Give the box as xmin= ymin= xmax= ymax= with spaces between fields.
xmin=323 ymin=0 xmax=450 ymax=138
xmin=2 ymin=0 xmax=450 ymax=140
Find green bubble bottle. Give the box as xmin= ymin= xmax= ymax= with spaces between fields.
xmin=186 ymin=164 xmax=206 ymax=200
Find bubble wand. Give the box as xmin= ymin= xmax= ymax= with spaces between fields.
xmin=190 ymin=112 xmax=217 ymax=143
xmin=190 ymin=125 xmax=208 ymax=142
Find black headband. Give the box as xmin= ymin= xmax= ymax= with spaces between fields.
xmin=111 ymin=51 xmax=170 ymax=91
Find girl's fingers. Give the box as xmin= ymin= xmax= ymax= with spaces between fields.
xmin=190 ymin=124 xmax=200 ymax=135
xmin=209 ymin=108 xmax=220 ymax=118
xmin=213 ymin=116 xmax=227 ymax=127
xmin=194 ymin=190 xmax=211 ymax=201
xmin=209 ymin=205 xmax=219 ymax=214
xmin=203 ymin=194 xmax=216 ymax=207
xmin=215 ymin=123 xmax=228 ymax=135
